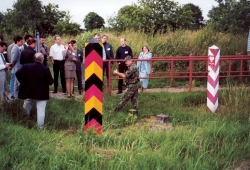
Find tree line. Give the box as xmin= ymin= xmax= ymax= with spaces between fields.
xmin=0 ymin=0 xmax=249 ymax=37
xmin=0 ymin=0 xmax=81 ymax=36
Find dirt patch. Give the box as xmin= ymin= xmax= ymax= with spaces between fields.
xmin=225 ymin=161 xmax=250 ymax=170
xmin=89 ymin=147 xmax=117 ymax=159
xmin=49 ymin=91 xmax=83 ymax=100
xmin=121 ymin=116 xmax=174 ymax=132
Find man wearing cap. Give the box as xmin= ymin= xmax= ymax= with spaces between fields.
xmin=113 ymin=55 xmax=139 ymax=115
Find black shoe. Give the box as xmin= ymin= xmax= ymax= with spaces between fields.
xmin=11 ymin=95 xmax=15 ymax=99
xmin=78 ymin=90 xmax=82 ymax=95
xmin=116 ymin=91 xmax=122 ymax=94
xmin=53 ymin=91 xmax=57 ymax=93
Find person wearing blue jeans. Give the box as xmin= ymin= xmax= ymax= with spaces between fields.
xmin=10 ymin=73 xmax=15 ymax=98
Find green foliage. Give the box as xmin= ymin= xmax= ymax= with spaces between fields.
xmin=0 ymin=0 xmax=80 ymax=36
xmin=2 ymin=0 xmax=43 ymax=35
xmin=177 ymin=3 xmax=204 ymax=30
xmin=53 ymin=11 xmax=81 ymax=36
xmin=208 ymin=0 xmax=250 ymax=33
xmin=107 ymin=0 xmax=204 ymax=34
xmin=107 ymin=5 xmax=143 ymax=33
xmin=40 ymin=3 xmax=67 ymax=35
xmin=83 ymin=12 xmax=105 ymax=31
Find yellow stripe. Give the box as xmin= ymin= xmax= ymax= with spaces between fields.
xmin=99 ymin=42 xmax=103 ymax=47
xmin=85 ymin=61 xmax=103 ymax=81
xmin=85 ymin=42 xmax=89 ymax=47
xmin=85 ymin=96 xmax=103 ymax=115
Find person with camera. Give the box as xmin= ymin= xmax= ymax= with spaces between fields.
xmin=62 ymin=41 xmax=77 ymax=98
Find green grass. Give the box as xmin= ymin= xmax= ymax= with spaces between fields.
xmin=1 ymin=87 xmax=250 ymax=169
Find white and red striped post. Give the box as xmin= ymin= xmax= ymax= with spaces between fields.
xmin=207 ymin=45 xmax=220 ymax=113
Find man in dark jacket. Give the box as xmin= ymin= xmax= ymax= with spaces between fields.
xmin=71 ymin=40 xmax=83 ymax=95
xmin=115 ymin=38 xmax=133 ymax=94
xmin=20 ymin=38 xmax=36 ymax=64
xmin=101 ymin=34 xmax=114 ymax=86
xmin=16 ymin=53 xmax=54 ymax=129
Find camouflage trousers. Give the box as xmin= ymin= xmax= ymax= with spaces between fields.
xmin=115 ymin=84 xmax=138 ymax=112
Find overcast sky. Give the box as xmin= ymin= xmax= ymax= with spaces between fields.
xmin=0 ymin=0 xmax=218 ymax=28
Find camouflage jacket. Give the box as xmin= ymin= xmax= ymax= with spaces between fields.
xmin=125 ymin=63 xmax=139 ymax=85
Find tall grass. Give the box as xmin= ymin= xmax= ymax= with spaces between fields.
xmin=41 ymin=26 xmax=247 ymax=57
xmin=41 ymin=27 xmax=248 ymax=89
xmin=0 ymin=86 xmax=250 ymax=169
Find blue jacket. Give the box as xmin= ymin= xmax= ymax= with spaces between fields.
xmin=137 ymin=52 xmax=152 ymax=75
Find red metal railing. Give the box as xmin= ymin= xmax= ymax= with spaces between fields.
xmin=104 ymin=55 xmax=250 ymax=95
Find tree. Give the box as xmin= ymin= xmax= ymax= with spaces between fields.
xmin=40 ymin=3 xmax=66 ymax=35
xmin=108 ymin=0 xmax=205 ymax=34
xmin=83 ymin=12 xmax=105 ymax=31
xmin=108 ymin=5 xmax=143 ymax=32
xmin=176 ymin=3 xmax=204 ymax=30
xmin=0 ymin=0 xmax=78 ymax=36
xmin=137 ymin=0 xmax=179 ymax=33
xmin=53 ymin=11 xmax=81 ymax=36
xmin=208 ymin=0 xmax=250 ymax=33
xmin=3 ymin=0 xmax=43 ymax=34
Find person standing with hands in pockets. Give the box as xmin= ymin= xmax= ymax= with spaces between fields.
xmin=137 ymin=45 xmax=152 ymax=92
xmin=115 ymin=38 xmax=133 ymax=94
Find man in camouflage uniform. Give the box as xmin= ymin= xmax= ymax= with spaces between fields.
xmin=113 ymin=55 xmax=139 ymax=114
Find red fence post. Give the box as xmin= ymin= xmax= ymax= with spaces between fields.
xmin=150 ymin=59 xmax=153 ymax=78
xmin=189 ymin=59 xmax=193 ymax=92
xmin=228 ymin=60 xmax=232 ymax=77
xmin=170 ymin=58 xmax=174 ymax=87
xmin=240 ymin=57 xmax=243 ymax=82
xmin=108 ymin=60 xmax=112 ymax=95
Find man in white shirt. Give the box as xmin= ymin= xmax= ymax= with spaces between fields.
xmin=49 ymin=35 xmax=66 ymax=93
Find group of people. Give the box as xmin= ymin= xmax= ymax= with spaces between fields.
xmin=0 ymin=34 xmax=84 ymax=129
xmin=91 ymin=33 xmax=152 ymax=93
xmin=0 ymin=32 xmax=153 ymax=128
xmin=49 ymin=36 xmax=84 ymax=97
xmin=90 ymin=33 xmax=153 ymax=115
xmin=0 ymin=34 xmax=53 ymax=129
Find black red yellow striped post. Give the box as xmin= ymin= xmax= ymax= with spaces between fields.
xmin=84 ymin=38 xmax=103 ymax=134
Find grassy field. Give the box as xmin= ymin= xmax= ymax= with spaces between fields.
xmin=1 ymin=84 xmax=250 ymax=169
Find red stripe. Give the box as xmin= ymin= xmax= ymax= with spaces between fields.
xmin=208 ymin=75 xmax=219 ymax=89
xmin=214 ymin=60 xmax=220 ymax=71
xmin=209 ymin=48 xmax=219 ymax=58
xmin=207 ymin=90 xmax=218 ymax=104
xmin=85 ymin=50 xmax=103 ymax=69
xmin=85 ymin=85 xmax=103 ymax=103
xmin=84 ymin=118 xmax=102 ymax=134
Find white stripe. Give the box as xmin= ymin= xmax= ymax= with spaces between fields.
xmin=207 ymin=82 xmax=219 ymax=96
xmin=208 ymin=66 xmax=220 ymax=81
xmin=207 ymin=98 xmax=218 ymax=113
xmin=215 ymin=51 xmax=220 ymax=65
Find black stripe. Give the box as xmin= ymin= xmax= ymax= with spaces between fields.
xmin=85 ymin=43 xmax=102 ymax=58
xmin=85 ymin=74 xmax=103 ymax=91
xmin=85 ymin=108 xmax=102 ymax=125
